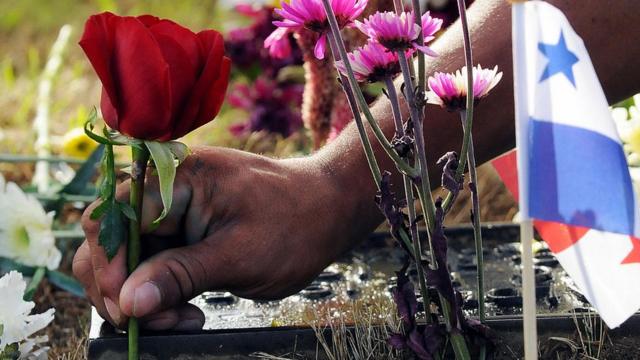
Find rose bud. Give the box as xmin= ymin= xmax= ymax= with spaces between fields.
xmin=79 ymin=12 xmax=231 ymax=141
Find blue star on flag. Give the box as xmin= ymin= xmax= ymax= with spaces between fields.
xmin=538 ymin=30 xmax=579 ymax=87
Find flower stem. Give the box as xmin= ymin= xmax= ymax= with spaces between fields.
xmin=411 ymin=0 xmax=426 ymax=93
xmin=326 ymin=35 xmax=381 ymax=184
xmin=327 ymin=33 xmax=417 ymax=262
xmin=397 ymin=51 xmax=436 ymax=233
xmin=128 ymin=145 xmax=150 ymax=360
xmin=384 ymin=76 xmax=431 ymax=321
xmin=460 ymin=112 xmax=485 ymax=323
xmin=442 ymin=0 xmax=475 ymax=213
xmin=321 ymin=0 xmax=417 ymax=178
xmin=398 ymin=44 xmax=471 ymax=360
xmin=455 ymin=0 xmax=475 ymax=179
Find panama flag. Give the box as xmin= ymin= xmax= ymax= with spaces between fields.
xmin=512 ymin=1 xmax=640 ymax=328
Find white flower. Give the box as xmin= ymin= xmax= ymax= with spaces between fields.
xmin=0 ymin=271 xmax=54 ymax=354
xmin=17 ymin=335 xmax=50 ymax=360
xmin=612 ymin=96 xmax=640 ymax=167
xmin=0 ymin=175 xmax=61 ymax=270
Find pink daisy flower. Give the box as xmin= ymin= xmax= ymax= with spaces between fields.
xmin=355 ymin=11 xmax=442 ymax=55
xmin=427 ymin=65 xmax=503 ymax=111
xmin=270 ymin=0 xmax=369 ymax=60
xmin=264 ymin=27 xmax=293 ymax=59
xmin=335 ymin=42 xmax=401 ymax=83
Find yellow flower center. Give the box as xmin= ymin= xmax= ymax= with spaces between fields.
xmin=11 ymin=225 xmax=30 ymax=251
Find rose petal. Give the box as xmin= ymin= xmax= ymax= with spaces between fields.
xmin=136 ymin=14 xmax=161 ymax=27
xmin=170 ymin=30 xmax=229 ymax=139
xmin=148 ymin=20 xmax=202 ymax=71
xmin=79 ymin=12 xmax=119 ymax=129
xmin=111 ymin=16 xmax=172 ymax=139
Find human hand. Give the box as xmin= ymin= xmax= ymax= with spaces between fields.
xmin=73 ymin=146 xmax=377 ymax=331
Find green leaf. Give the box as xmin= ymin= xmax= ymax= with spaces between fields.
xmin=90 ymin=199 xmax=111 ymax=220
xmin=166 ymin=141 xmax=191 ymax=164
xmin=118 ymin=202 xmax=137 ymax=221
xmin=0 ymin=342 xmax=19 ymax=359
xmin=99 ymin=203 xmax=125 ymax=261
xmin=105 ymin=128 xmax=143 ymax=147
xmin=23 ymin=267 xmax=46 ymax=301
xmin=144 ymin=141 xmax=178 ymax=226
xmin=47 ymin=270 xmax=85 ymax=297
xmin=0 ymin=257 xmax=35 ymax=276
xmin=84 ymin=119 xmax=111 ymax=145
xmin=87 ymin=107 xmax=98 ymax=126
xmin=98 ymin=144 xmax=115 ymax=201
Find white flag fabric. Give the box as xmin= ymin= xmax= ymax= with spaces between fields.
xmin=512 ymin=1 xmax=640 ymax=328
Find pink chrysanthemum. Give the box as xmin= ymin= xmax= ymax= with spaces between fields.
xmin=270 ymin=0 xmax=368 ymax=60
xmin=335 ymin=42 xmax=401 ymax=83
xmin=355 ymin=11 xmax=442 ymax=55
xmin=427 ymin=65 xmax=503 ymax=111
xmin=264 ymin=27 xmax=293 ymax=59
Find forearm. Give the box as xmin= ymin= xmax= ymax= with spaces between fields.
xmin=316 ymin=0 xmax=640 ymax=233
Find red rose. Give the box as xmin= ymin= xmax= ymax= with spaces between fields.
xmin=79 ymin=12 xmax=231 ymax=141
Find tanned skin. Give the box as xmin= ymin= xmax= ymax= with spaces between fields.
xmin=73 ymin=0 xmax=640 ymax=331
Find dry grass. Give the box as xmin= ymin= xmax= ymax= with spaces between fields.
xmin=34 ymin=280 xmax=90 ymax=360
xmin=251 ymin=294 xmax=404 ymax=360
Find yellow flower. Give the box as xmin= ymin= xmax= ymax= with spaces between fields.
xmin=61 ymin=127 xmax=98 ymax=159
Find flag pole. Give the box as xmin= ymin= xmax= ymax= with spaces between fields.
xmin=511 ymin=1 xmax=538 ymax=359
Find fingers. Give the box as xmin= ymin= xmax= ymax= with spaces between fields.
xmin=78 ymin=168 xmax=194 ymax=324
xmin=118 ymin=238 xmax=234 ymax=318
xmin=73 ymin=240 xmax=128 ymax=328
xmin=80 ymin=201 xmax=129 ymax=325
xmin=140 ymin=303 xmax=205 ymax=331
xmin=74 ymin=240 xmax=206 ymax=331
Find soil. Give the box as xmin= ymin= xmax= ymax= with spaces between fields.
xmin=33 ymin=280 xmax=91 ymax=359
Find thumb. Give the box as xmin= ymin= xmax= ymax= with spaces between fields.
xmin=118 ymin=238 xmax=232 ymax=318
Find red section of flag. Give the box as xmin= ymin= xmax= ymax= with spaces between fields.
xmin=621 ymin=237 xmax=640 ymax=265
xmin=491 ymin=150 xmax=588 ymax=253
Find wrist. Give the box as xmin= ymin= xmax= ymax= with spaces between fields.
xmin=311 ymin=126 xmax=385 ymax=236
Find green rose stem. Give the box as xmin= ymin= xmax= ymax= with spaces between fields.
xmin=128 ymin=145 xmax=150 ymax=360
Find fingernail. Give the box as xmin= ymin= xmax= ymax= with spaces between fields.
xmin=173 ymin=318 xmax=204 ymax=331
xmin=103 ymin=297 xmax=121 ymax=323
xmin=133 ymin=282 xmax=162 ymax=317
